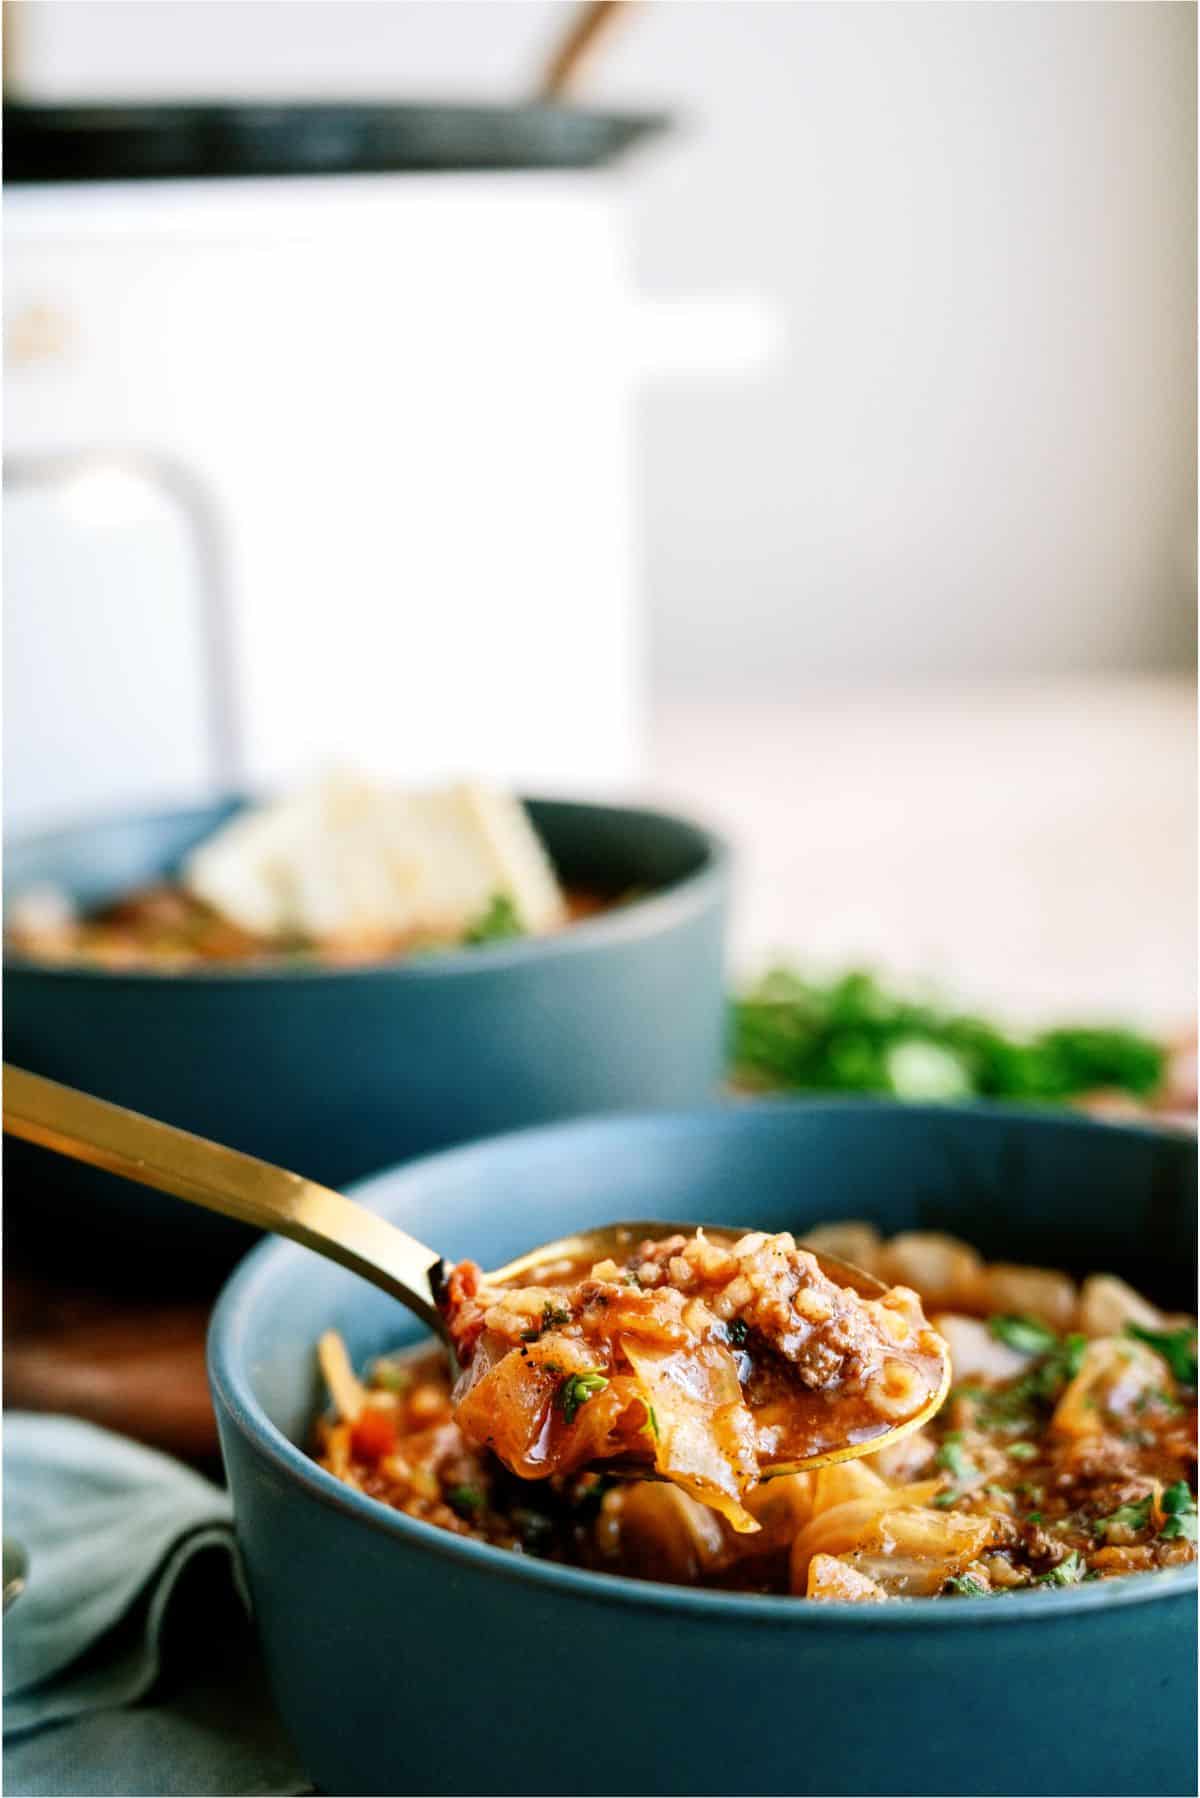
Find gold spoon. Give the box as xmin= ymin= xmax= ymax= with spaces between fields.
xmin=2 ymin=1065 xmax=949 ymax=1477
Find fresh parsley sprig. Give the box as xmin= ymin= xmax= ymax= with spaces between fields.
xmin=732 ymin=968 xmax=1166 ymax=1104
xmin=943 ymin=1572 xmax=990 ymax=1597
xmin=1094 ymin=1495 xmax=1152 ymax=1540
xmin=989 ymin=1315 xmax=1059 ymax=1357
xmin=1125 ymin=1325 xmax=1197 ymax=1389
xmin=520 ymin=1300 xmax=572 ymax=1344
xmin=935 ymin=1431 xmax=977 ymax=1484
xmin=1159 ymin=1482 xmax=1198 ymax=1543
xmin=446 ymin=1483 xmax=486 ymax=1516
xmin=466 ymin=894 xmax=525 ymax=945
xmin=558 ymin=1371 xmax=609 ymax=1425
xmin=975 ymin=1330 xmax=1087 ymax=1427
xmin=1034 ymin=1551 xmax=1087 ymax=1586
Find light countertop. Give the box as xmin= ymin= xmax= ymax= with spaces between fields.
xmin=645 ymin=676 xmax=1196 ymax=1032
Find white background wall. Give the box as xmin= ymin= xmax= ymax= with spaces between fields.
xmin=12 ymin=0 xmax=1198 ymax=697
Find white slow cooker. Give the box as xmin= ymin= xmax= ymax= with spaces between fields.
xmin=4 ymin=103 xmax=775 ymax=828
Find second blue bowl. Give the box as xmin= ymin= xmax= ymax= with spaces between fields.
xmin=4 ymin=795 xmax=729 ymax=1267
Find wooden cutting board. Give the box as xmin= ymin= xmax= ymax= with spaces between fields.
xmin=3 ymin=1257 xmax=220 ymax=1467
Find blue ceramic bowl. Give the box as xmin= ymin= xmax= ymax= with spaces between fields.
xmin=210 ymin=1101 xmax=1197 ymax=1798
xmin=3 ymin=796 xmax=728 ymax=1267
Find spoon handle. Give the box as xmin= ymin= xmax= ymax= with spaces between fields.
xmin=2 ymin=1065 xmax=447 ymax=1332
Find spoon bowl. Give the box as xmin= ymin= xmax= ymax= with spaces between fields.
xmin=3 ymin=1066 xmax=949 ymax=1480
xmin=489 ymin=1218 xmax=951 ymax=1476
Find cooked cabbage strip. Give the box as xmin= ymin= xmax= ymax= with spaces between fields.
xmin=438 ymin=1230 xmax=946 ymax=1522
xmin=831 ymin=1507 xmax=998 ymax=1598
xmin=807 ymin=1554 xmax=888 ymax=1602
xmin=789 ymin=1479 xmax=944 ymax=1586
xmin=1052 ymin=1337 xmax=1168 ymax=1437
xmin=622 ymin=1339 xmax=759 ymax=1532
xmin=319 ymin=1329 xmax=368 ymax=1423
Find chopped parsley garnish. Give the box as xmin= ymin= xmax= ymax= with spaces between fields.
xmin=1026 ymin=1511 xmax=1043 ymax=1523
xmin=1095 ymin=1495 xmax=1152 ymax=1540
xmin=935 ymin=1432 xmax=977 ymax=1483
xmin=731 ymin=968 xmax=1166 ymax=1103
xmin=559 ymin=1370 xmax=609 ymax=1425
xmin=1125 ymin=1324 xmax=1197 ymax=1389
xmin=1159 ymin=1481 xmax=1198 ymax=1542
xmin=970 ymin=1334 xmax=1086 ymax=1431
xmin=943 ymin=1572 xmax=989 ymax=1597
xmin=520 ymin=1300 xmax=572 ymax=1342
xmin=989 ymin=1315 xmax=1059 ymax=1357
xmin=465 ymin=894 xmax=525 ymax=945
xmin=370 ymin=1358 xmax=413 ymax=1394
xmin=642 ymin=1402 xmax=660 ymax=1442
xmin=1007 ymin=1441 xmax=1038 ymax=1460
xmin=446 ymin=1483 xmax=486 ymax=1516
xmin=1034 ymin=1551 xmax=1087 ymax=1586
xmin=1021 ymin=1334 xmax=1087 ymax=1405
xmin=727 ymin=1319 xmax=749 ymax=1347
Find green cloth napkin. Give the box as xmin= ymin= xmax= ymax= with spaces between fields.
xmin=3 ymin=1413 xmax=307 ymax=1797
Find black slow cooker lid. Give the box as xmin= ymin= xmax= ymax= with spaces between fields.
xmin=3 ymin=101 xmax=669 ymax=184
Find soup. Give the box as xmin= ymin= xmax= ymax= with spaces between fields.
xmin=314 ymin=1225 xmax=1197 ymax=1599
xmin=6 ymin=882 xmax=610 ymax=970
xmin=6 ymin=777 xmax=616 ymax=970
